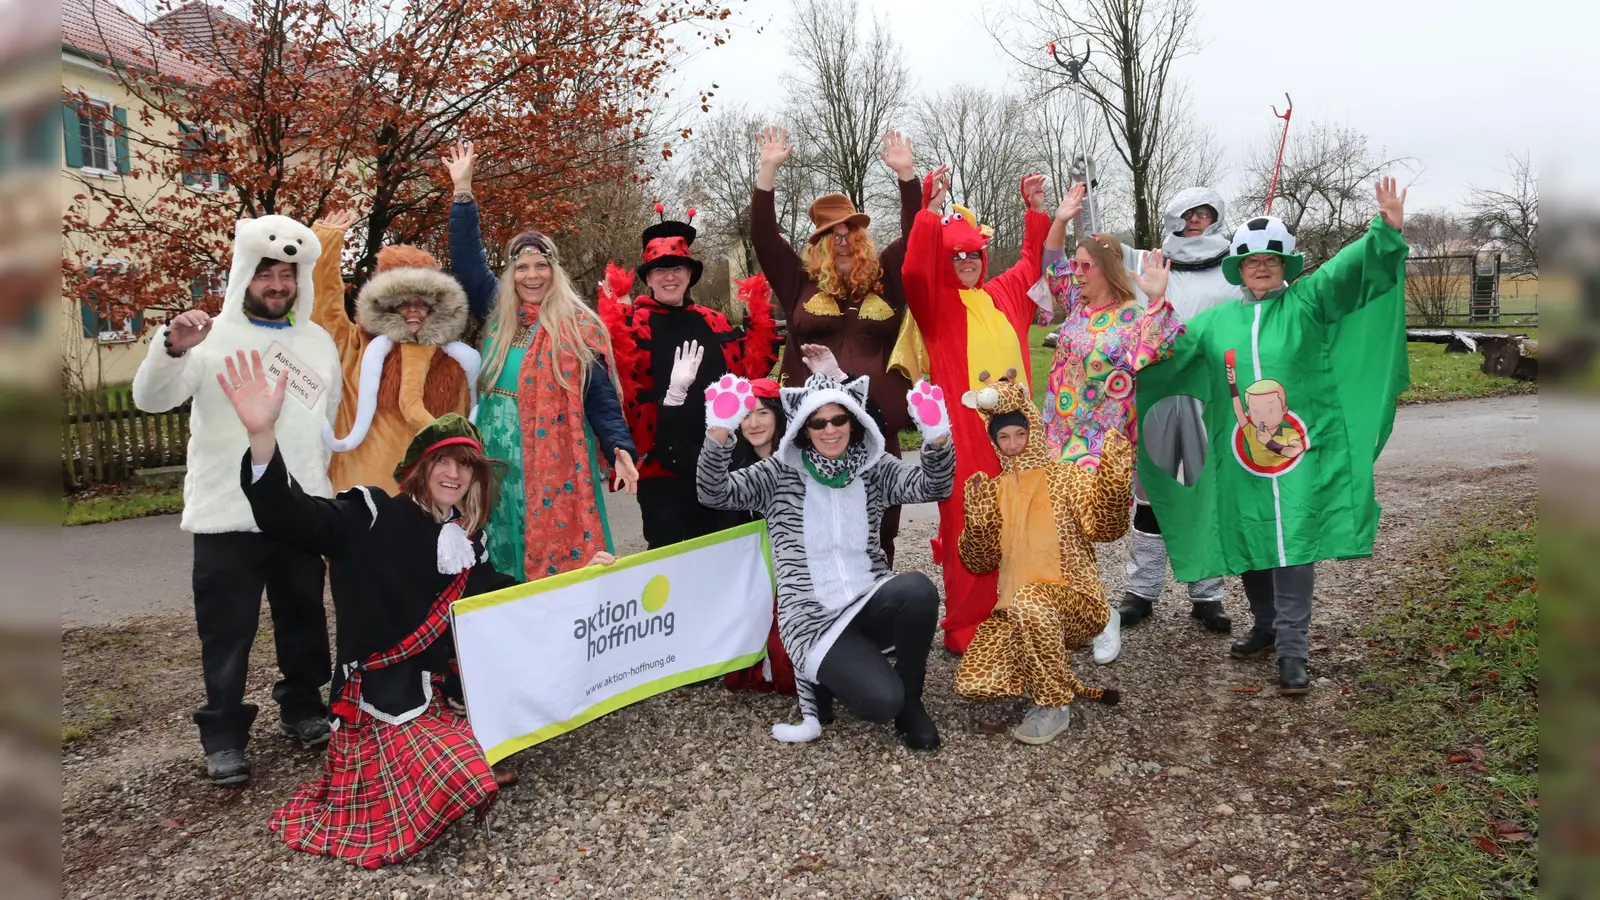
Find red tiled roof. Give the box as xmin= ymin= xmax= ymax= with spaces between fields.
xmin=61 ymin=0 xmax=215 ymax=83
xmin=148 ymin=1 xmax=245 ymax=70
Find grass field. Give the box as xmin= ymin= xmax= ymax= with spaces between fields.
xmin=62 ymin=484 xmax=184 ymax=526
xmin=1340 ymin=519 xmax=1538 ymax=898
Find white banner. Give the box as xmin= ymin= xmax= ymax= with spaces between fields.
xmin=451 ymin=521 xmax=775 ymax=763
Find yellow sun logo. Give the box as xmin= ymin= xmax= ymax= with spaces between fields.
xmin=640 ymin=574 xmax=671 ymax=613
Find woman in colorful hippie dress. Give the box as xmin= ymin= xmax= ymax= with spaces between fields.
xmin=1035 ymin=183 xmax=1183 ymax=665
xmin=443 ymin=140 xmax=639 ymax=580
xmin=220 ymin=347 xmax=511 ymax=869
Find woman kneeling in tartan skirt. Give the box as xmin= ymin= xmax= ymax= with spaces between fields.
xmin=219 ymin=347 xmax=529 ymax=868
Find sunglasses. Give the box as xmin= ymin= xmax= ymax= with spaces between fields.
xmin=805 ymin=413 xmax=852 ymax=431
xmin=1068 ymin=259 xmax=1098 ymax=274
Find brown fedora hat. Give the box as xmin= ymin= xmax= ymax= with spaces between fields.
xmin=807 ymin=193 xmax=871 ymax=244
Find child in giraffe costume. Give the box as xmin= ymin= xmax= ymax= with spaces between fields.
xmin=953 ymin=372 xmax=1128 ymax=745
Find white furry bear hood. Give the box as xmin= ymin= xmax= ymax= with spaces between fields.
xmin=218 ymin=215 xmax=321 ymax=327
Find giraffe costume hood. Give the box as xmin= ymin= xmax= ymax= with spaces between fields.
xmin=952 ymin=371 xmax=1132 ymax=709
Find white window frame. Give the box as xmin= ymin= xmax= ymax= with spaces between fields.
xmin=87 ymin=258 xmax=136 ymax=344
xmin=76 ymin=93 xmax=119 ymax=179
xmin=181 ymin=124 xmax=227 ymax=193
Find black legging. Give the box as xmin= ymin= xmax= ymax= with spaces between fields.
xmin=815 ymin=572 xmax=938 ymax=723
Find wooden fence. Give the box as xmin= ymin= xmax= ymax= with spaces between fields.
xmin=62 ymin=391 xmax=190 ymax=490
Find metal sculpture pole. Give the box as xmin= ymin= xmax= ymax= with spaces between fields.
xmin=1048 ymin=40 xmax=1101 ymax=234
xmin=1265 ymin=93 xmax=1293 ymax=215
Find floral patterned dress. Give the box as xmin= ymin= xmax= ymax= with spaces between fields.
xmin=1038 ymin=261 xmax=1184 ymax=471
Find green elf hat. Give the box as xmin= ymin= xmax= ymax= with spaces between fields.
xmin=393 ymin=413 xmax=486 ymax=482
xmin=1221 ymin=216 xmax=1304 ymax=286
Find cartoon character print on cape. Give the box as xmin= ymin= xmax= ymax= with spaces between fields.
xmin=1134 ymin=214 xmax=1411 ymax=582
xmin=597 ymin=264 xmax=779 ymax=480
xmin=898 ymin=172 xmax=1051 ymax=652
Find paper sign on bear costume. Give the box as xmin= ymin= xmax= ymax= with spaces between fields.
xmin=451 ymin=522 xmax=775 ymax=763
xmin=263 ymin=341 xmax=326 ymax=409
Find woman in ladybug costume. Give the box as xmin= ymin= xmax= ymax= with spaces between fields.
xmin=598 ymin=206 xmax=780 ymax=548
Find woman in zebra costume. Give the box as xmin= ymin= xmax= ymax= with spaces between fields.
xmin=697 ymin=371 xmax=956 ymax=749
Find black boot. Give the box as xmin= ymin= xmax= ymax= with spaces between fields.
xmin=1190 ymin=601 xmax=1232 ymax=634
xmin=1229 ymin=628 xmax=1275 ymax=659
xmin=814 ymin=683 xmax=836 ymax=725
xmin=895 ymin=699 xmax=940 ymax=751
xmin=1119 ymin=593 xmax=1154 ymax=627
xmin=1278 ymin=657 xmax=1310 ymax=695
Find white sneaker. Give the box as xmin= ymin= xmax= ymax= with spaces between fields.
xmin=1092 ymin=602 xmax=1121 ymax=664
xmin=1012 ymin=704 xmax=1072 ymax=745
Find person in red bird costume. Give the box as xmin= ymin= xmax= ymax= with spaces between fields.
xmin=598 ymin=204 xmax=781 ymax=548
xmin=898 ymin=166 xmax=1055 ymax=652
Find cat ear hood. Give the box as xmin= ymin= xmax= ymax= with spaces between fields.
xmin=775 ymin=373 xmax=884 ymax=471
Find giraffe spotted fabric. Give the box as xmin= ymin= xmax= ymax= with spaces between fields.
xmin=953 ymin=375 xmax=1130 ymax=707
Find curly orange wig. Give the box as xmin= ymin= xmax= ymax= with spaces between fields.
xmin=802 ymin=227 xmax=884 ymax=301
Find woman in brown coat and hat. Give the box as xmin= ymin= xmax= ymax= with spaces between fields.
xmin=750 ymin=126 xmax=925 ymax=563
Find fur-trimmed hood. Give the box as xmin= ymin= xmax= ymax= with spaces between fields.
xmin=355 ymin=266 xmax=471 ymax=346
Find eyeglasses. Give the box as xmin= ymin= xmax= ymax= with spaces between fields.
xmin=805 ymin=413 xmax=852 ymax=431
xmin=951 ymin=251 xmax=981 ymax=261
xmin=1068 ymin=259 xmax=1097 ymax=274
xmin=1240 ymin=255 xmax=1281 ymax=272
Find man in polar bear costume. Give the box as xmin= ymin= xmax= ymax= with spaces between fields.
xmin=133 ymin=215 xmax=342 ymax=787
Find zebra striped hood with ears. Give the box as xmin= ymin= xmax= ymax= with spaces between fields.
xmin=775 ymin=373 xmax=885 ymax=472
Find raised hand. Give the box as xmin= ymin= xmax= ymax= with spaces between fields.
xmin=317 ymin=209 xmax=358 ymax=231
xmin=906 ymin=380 xmax=951 ymax=446
xmin=879 ymin=129 xmax=914 ymax=180
xmin=612 ymin=449 xmax=640 ymax=495
xmin=1055 ymin=182 xmax=1086 ymax=223
xmin=1375 ymin=175 xmax=1407 ymax=231
xmin=798 ymin=343 xmax=845 ymax=381
xmin=704 ymin=373 xmax=758 ymax=435
xmin=165 ymin=308 xmax=212 ymax=354
xmin=216 ymin=349 xmax=287 ymax=438
xmin=1020 ymin=172 xmax=1048 ymax=214
xmin=1132 ymin=249 xmax=1171 ymax=299
xmin=923 ymin=164 xmax=951 ymax=211
xmin=756 ymin=126 xmax=794 ymax=171
xmin=443 ymin=139 xmax=476 ymax=192
xmin=665 ymin=340 xmax=705 ymax=403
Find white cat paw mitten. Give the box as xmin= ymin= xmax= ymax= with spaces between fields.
xmin=771 ymin=716 xmax=822 ymax=743
xmin=704 ymin=374 xmax=757 ymax=432
xmin=906 ymin=380 xmax=951 ymax=445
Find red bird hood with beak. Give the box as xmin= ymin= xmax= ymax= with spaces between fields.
xmin=922 ymin=171 xmax=993 ymax=285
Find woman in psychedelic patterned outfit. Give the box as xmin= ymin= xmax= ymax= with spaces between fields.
xmin=1034 ymin=185 xmax=1181 ymax=665
xmin=444 ymin=141 xmax=638 ymax=580
xmin=1038 ymin=185 xmax=1183 ymax=471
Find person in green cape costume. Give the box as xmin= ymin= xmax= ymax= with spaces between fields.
xmin=1133 ymin=176 xmax=1411 ymax=695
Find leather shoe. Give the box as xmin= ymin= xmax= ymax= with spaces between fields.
xmin=1190 ymin=601 xmax=1233 ymax=634
xmin=1278 ymin=657 xmax=1310 ymax=695
xmin=895 ymin=700 xmax=940 ymax=751
xmin=1229 ymin=628 xmax=1275 ymax=659
xmin=1118 ymin=593 xmax=1154 ymax=627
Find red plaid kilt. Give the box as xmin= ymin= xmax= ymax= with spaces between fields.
xmin=269 ymin=693 xmax=496 ymax=869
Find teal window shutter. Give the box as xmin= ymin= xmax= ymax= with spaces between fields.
xmin=61 ymin=101 xmax=82 ymax=168
xmin=113 ymin=106 xmax=130 ymax=173
xmin=80 ymin=295 xmax=98 ymax=338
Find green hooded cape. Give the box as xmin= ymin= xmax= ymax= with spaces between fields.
xmin=1134 ymin=216 xmax=1410 ymax=581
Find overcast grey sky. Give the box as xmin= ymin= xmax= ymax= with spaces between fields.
xmin=670 ymin=0 xmax=1559 ymax=212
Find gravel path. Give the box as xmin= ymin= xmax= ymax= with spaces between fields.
xmin=62 ymin=398 xmax=1536 ymax=898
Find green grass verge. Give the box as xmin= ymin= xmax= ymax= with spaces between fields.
xmin=62 ymin=485 xmax=184 ymax=526
xmin=1340 ymin=520 xmax=1538 ymax=898
xmin=1399 ymin=343 xmax=1539 ymax=404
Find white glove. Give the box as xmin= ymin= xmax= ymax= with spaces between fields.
xmin=906 ymin=380 xmax=951 ymax=445
xmin=662 ymin=340 xmax=704 ymax=407
xmin=798 ymin=343 xmax=846 ymax=381
xmin=703 ymin=373 xmax=757 ymax=432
